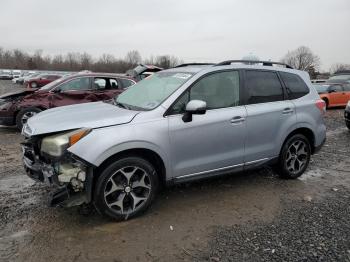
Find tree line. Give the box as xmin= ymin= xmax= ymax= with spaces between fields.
xmin=0 ymin=48 xmax=183 ymax=73
xmin=0 ymin=46 xmax=349 ymax=77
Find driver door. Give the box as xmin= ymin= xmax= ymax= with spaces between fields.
xmin=167 ymin=70 xmax=247 ymax=179
xmin=49 ymin=77 xmax=97 ymax=108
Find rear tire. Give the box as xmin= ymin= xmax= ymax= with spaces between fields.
xmin=94 ymin=156 xmax=159 ymax=221
xmin=16 ymin=107 xmax=42 ymax=130
xmin=277 ymin=134 xmax=311 ymax=179
xmin=346 ymin=121 xmax=350 ymax=130
xmin=322 ymin=98 xmax=329 ymax=109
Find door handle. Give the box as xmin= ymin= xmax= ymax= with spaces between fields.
xmin=282 ymin=108 xmax=294 ymax=114
xmin=230 ymin=116 xmax=245 ymax=124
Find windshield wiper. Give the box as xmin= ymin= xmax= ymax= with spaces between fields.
xmin=114 ymin=101 xmax=130 ymax=110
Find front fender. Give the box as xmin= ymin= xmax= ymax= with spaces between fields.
xmin=68 ymin=121 xmax=171 ymax=177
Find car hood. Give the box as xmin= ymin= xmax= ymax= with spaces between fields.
xmin=26 ymin=101 xmax=139 ymax=136
xmin=0 ymin=88 xmax=38 ymax=100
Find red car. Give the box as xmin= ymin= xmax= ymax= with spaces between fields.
xmin=26 ymin=74 xmax=62 ymax=88
xmin=0 ymin=72 xmax=136 ymax=129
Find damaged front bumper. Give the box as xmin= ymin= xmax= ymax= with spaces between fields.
xmin=22 ymin=141 xmax=94 ymax=207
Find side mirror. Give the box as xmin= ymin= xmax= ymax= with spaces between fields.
xmin=182 ymin=100 xmax=207 ymax=122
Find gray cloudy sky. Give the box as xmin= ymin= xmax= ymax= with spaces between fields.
xmin=1 ymin=0 xmax=349 ymax=70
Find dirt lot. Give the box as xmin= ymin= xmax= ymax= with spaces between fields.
xmin=0 ymin=80 xmax=349 ymax=262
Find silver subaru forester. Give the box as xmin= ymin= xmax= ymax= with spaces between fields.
xmin=22 ymin=60 xmax=326 ymax=220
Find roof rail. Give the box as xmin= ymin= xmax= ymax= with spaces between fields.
xmin=215 ymin=60 xmax=293 ymax=69
xmin=174 ymin=63 xmax=215 ymax=68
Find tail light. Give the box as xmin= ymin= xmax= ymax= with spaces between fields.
xmin=315 ymin=99 xmax=326 ymax=114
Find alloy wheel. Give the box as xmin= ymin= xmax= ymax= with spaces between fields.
xmin=21 ymin=111 xmax=38 ymax=125
xmin=285 ymin=140 xmax=308 ymax=174
xmin=104 ymin=166 xmax=151 ymax=215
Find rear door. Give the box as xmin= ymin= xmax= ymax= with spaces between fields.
xmin=91 ymin=77 xmax=124 ymax=100
xmin=243 ymin=70 xmax=296 ymax=165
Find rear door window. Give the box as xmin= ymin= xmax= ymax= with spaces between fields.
xmin=280 ymin=72 xmax=309 ymax=99
xmin=245 ymin=70 xmax=284 ymax=104
xmin=93 ymin=78 xmax=108 ymax=90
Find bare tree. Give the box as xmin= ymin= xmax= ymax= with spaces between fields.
xmin=0 ymin=46 xmax=183 ymax=73
xmin=125 ymin=50 xmax=142 ymax=67
xmin=281 ymin=46 xmax=320 ymax=76
xmin=80 ymin=52 xmax=93 ymax=70
xmin=149 ymin=55 xmax=183 ymax=69
xmin=330 ymin=63 xmax=350 ymax=74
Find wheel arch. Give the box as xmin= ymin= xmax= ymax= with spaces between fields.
xmin=94 ymin=148 xmax=167 ymax=189
xmin=321 ymin=96 xmax=329 ymax=107
xmin=281 ymin=127 xmax=316 ymax=154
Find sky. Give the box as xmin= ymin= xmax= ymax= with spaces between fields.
xmin=0 ymin=0 xmax=349 ymax=71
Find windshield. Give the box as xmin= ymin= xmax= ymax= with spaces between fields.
xmin=328 ymin=75 xmax=350 ymax=81
xmin=40 ymin=75 xmax=69 ymax=90
xmin=116 ymin=72 xmax=193 ymax=110
xmin=313 ymin=84 xmax=329 ymax=93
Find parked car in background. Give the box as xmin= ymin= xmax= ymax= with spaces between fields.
xmin=12 ymin=70 xmax=21 ymax=78
xmin=327 ymin=71 xmax=350 ymax=84
xmin=126 ymin=64 xmax=163 ymax=81
xmin=0 ymin=69 xmax=12 ymax=79
xmin=23 ymin=72 xmax=41 ymax=85
xmin=0 ymin=72 xmax=136 ymax=129
xmin=314 ymin=83 xmax=350 ymax=108
xmin=345 ymin=101 xmax=350 ymax=130
xmin=20 ymin=60 xmax=326 ymax=220
xmin=26 ymin=74 xmax=62 ymax=88
xmin=311 ymin=79 xmax=327 ymax=84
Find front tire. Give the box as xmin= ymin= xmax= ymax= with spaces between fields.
xmin=94 ymin=157 xmax=159 ymax=221
xmin=277 ymin=134 xmax=311 ymax=179
xmin=16 ymin=107 xmax=42 ymax=130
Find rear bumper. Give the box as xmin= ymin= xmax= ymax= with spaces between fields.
xmin=0 ymin=116 xmax=15 ymax=126
xmin=314 ymin=137 xmax=326 ymax=154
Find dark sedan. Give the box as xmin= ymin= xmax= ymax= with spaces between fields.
xmin=345 ymin=100 xmax=350 ymax=130
xmin=0 ymin=72 xmax=136 ymax=129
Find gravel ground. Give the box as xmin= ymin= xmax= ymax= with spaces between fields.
xmin=0 ymin=80 xmax=349 ymax=262
xmin=198 ymin=190 xmax=350 ymax=262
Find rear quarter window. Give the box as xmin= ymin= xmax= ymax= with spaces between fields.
xmin=120 ymin=78 xmax=135 ymax=88
xmin=280 ymin=72 xmax=309 ymax=99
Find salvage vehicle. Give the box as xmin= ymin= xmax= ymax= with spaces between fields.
xmin=314 ymin=83 xmax=350 ymax=108
xmin=26 ymin=74 xmax=62 ymax=88
xmin=126 ymin=64 xmax=163 ymax=81
xmin=345 ymin=100 xmax=350 ymax=130
xmin=23 ymin=72 xmax=42 ymax=86
xmin=21 ymin=60 xmax=326 ymax=220
xmin=0 ymin=72 xmax=136 ymax=129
